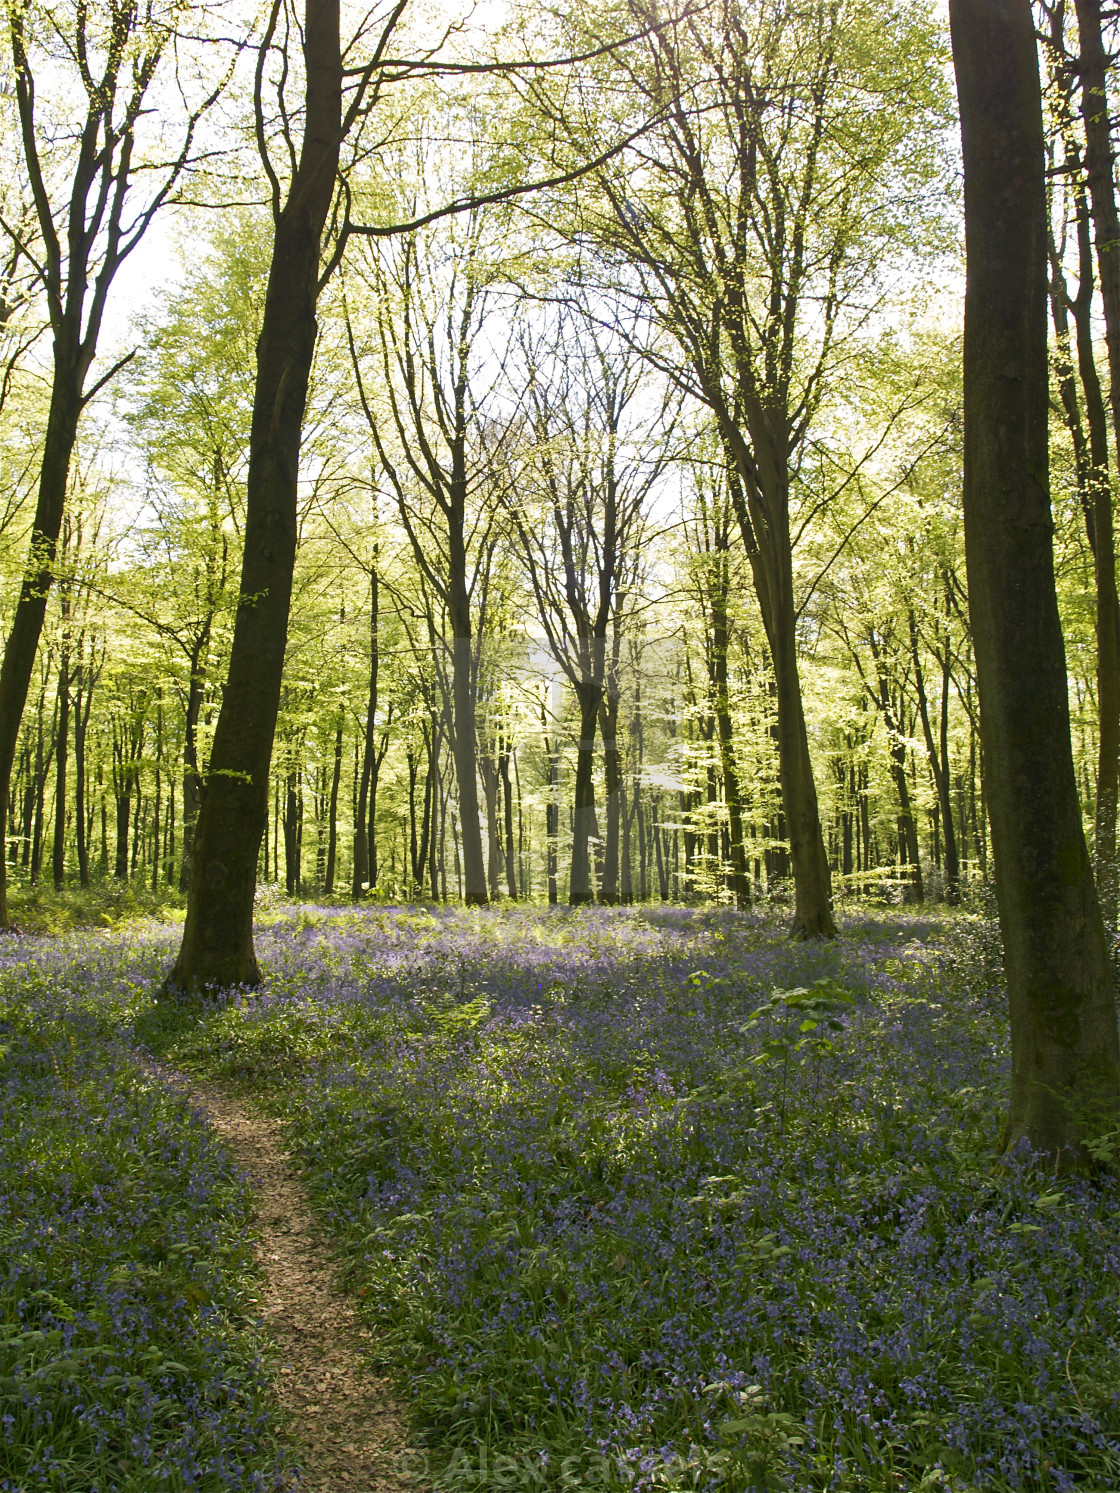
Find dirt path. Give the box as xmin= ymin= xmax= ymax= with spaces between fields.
xmin=180 ymin=1077 xmax=421 ymax=1493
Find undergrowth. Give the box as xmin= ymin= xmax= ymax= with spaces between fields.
xmin=142 ymin=903 xmax=1119 ymax=1493
xmin=0 ymin=940 xmax=293 ymax=1492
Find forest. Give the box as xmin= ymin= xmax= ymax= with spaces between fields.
xmin=0 ymin=0 xmax=1118 ymax=1489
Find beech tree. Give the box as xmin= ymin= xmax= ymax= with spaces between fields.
xmin=509 ymin=309 xmax=671 ymax=904
xmin=949 ymin=0 xmax=1120 ymax=1162
xmin=167 ymin=0 xmax=366 ymax=988
xmin=345 ymin=206 xmax=516 ymax=908
xmin=0 ymin=0 xmax=231 ymax=927
xmin=524 ymin=0 xmax=948 ymax=934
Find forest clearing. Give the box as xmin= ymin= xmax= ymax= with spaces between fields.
xmin=0 ymin=900 xmax=1117 ymax=1492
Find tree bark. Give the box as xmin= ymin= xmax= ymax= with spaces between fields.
xmin=167 ymin=0 xmax=342 ymax=990
xmin=909 ymin=607 xmax=961 ymax=900
xmin=178 ymin=632 xmax=208 ymax=892
xmin=726 ymin=467 xmax=835 ymax=936
xmin=51 ymin=644 xmax=70 ymax=890
xmin=323 ymin=714 xmax=343 ymax=893
xmin=448 ymin=580 xmax=488 ymax=905
xmin=570 ymin=681 xmax=601 ymax=904
xmin=1074 ymin=0 xmax=1120 ymax=916
xmin=599 ymin=693 xmax=621 ymax=904
xmin=710 ymin=579 xmax=751 ymax=909
xmin=352 ymin=565 xmax=379 ymax=898
xmin=73 ymin=651 xmax=93 ymax=888
xmin=542 ymin=704 xmax=559 ymax=906
xmin=950 ymin=0 xmax=1120 ymax=1162
xmin=499 ymin=744 xmax=518 ymax=900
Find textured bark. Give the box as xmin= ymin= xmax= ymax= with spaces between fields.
xmin=51 ymin=644 xmax=70 ymax=889
xmin=73 ymin=654 xmax=94 ymax=888
xmin=726 ymin=464 xmax=835 ymax=937
xmin=168 ymin=0 xmax=342 ymax=989
xmin=951 ymin=0 xmax=1120 ymax=1162
xmin=709 ymin=569 xmax=751 ymax=908
xmin=499 ymin=747 xmax=518 ymax=900
xmin=1068 ymin=0 xmax=1120 ymax=916
xmin=542 ymin=706 xmax=559 ymax=906
xmin=178 ymin=633 xmax=208 ymax=893
xmin=910 ymin=608 xmax=960 ymax=900
xmin=570 ymin=683 xmax=601 ymax=904
xmin=598 ymin=693 xmax=621 ymax=904
xmin=323 ymin=715 xmax=343 ymax=893
xmin=0 ymin=373 xmax=81 ymax=919
xmin=352 ymin=566 xmax=379 ymax=898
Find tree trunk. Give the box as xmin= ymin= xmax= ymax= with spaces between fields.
xmin=283 ymin=762 xmax=301 ymax=894
xmin=323 ymin=715 xmax=343 ymax=893
xmin=449 ymin=597 xmax=487 ymax=905
xmin=51 ymin=648 xmax=70 ymax=889
xmin=1074 ymin=0 xmax=1120 ymax=917
xmin=115 ymin=793 xmax=130 ymax=880
xmin=353 ymin=562 xmax=379 ymax=898
xmin=167 ymin=0 xmax=342 ymax=989
xmin=711 ymin=591 xmax=751 ymax=908
xmin=479 ymin=748 xmax=501 ymax=898
xmin=570 ymin=682 xmax=601 ymax=904
xmin=909 ymin=608 xmax=961 ymax=900
xmin=499 ymin=745 xmax=518 ymax=900
xmin=599 ymin=695 xmax=621 ymax=904
xmin=950 ymin=0 xmax=1120 ymax=1162
xmin=0 ymin=365 xmax=81 ymax=923
xmin=543 ymin=709 xmax=559 ymax=906
xmin=762 ymin=548 xmax=835 ymax=934
xmin=178 ymin=635 xmax=208 ymax=893
xmin=73 ymin=659 xmax=91 ymax=888
xmin=726 ymin=469 xmax=834 ymax=935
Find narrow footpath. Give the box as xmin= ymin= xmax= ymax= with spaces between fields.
xmin=182 ymin=1078 xmax=420 ymax=1493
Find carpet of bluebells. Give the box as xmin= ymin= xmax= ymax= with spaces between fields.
xmin=145 ymin=902 xmax=1119 ymax=1493
xmin=0 ymin=930 xmax=294 ymax=1492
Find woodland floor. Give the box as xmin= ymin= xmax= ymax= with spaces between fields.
xmin=174 ymin=1076 xmax=420 ymax=1493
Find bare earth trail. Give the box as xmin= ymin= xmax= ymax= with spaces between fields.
xmin=177 ymin=1077 xmax=421 ymax=1493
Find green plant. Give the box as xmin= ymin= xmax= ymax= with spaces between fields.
xmin=741 ymin=978 xmax=855 ymax=1128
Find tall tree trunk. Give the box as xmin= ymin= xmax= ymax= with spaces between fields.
xmin=115 ymin=793 xmax=130 ymax=880
xmin=570 ymin=682 xmax=601 ymax=904
xmin=720 ymin=457 xmax=834 ymax=936
xmin=51 ymin=648 xmax=70 ymax=889
xmin=499 ymin=744 xmax=517 ymax=901
xmin=152 ymin=695 xmax=163 ymax=892
xmin=73 ymin=658 xmax=91 ymax=888
xmin=448 ymin=566 xmax=487 ymax=905
xmin=909 ymin=608 xmax=961 ymax=900
xmin=0 ymin=369 xmax=81 ymax=921
xmin=951 ymin=0 xmax=1120 ymax=1162
xmin=543 ymin=706 xmax=559 ymax=906
xmin=711 ymin=590 xmax=751 ymax=909
xmin=479 ymin=748 xmax=501 ymax=898
xmin=168 ymin=0 xmax=342 ymax=989
xmin=353 ymin=562 xmax=379 ymax=898
xmin=178 ymin=634 xmax=208 ymax=893
xmin=323 ymin=714 xmax=343 ymax=893
xmin=598 ymin=694 xmax=621 ymax=904
xmin=1074 ymin=0 xmax=1120 ymax=917
xmin=283 ymin=760 xmax=301 ymax=894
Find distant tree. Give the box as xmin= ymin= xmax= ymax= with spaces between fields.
xmin=508 ymin=309 xmax=670 ymax=904
xmin=346 ymin=207 xmax=516 ymax=907
xmin=526 ymin=0 xmax=949 ymax=934
xmin=0 ymin=0 xmax=230 ymax=927
xmin=950 ymin=0 xmax=1120 ymax=1163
